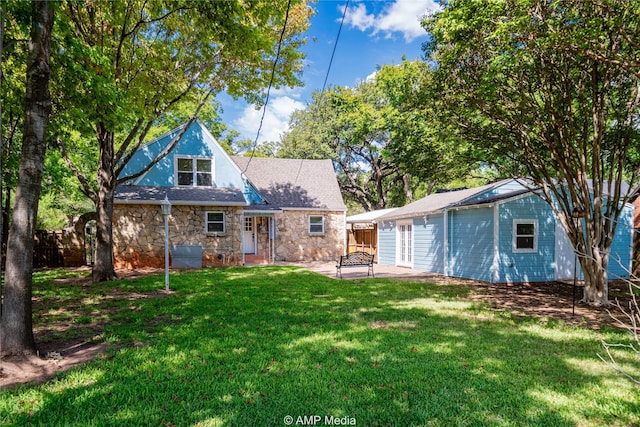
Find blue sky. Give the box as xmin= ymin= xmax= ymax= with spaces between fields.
xmin=217 ymin=0 xmax=440 ymax=145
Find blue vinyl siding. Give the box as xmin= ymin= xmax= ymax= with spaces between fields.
xmin=448 ymin=207 xmax=494 ymax=282
xmin=381 ymin=180 xmax=635 ymax=283
xmin=119 ymin=121 xmax=246 ymax=190
xmin=413 ymin=214 xmax=445 ymax=273
xmin=497 ymin=195 xmax=555 ymax=283
xmin=377 ymin=220 xmax=397 ymax=266
xmin=608 ymin=205 xmax=634 ymax=280
xmin=464 ymin=181 xmax=527 ymax=204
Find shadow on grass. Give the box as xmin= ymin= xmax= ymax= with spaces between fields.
xmin=3 ymin=266 xmax=639 ymax=426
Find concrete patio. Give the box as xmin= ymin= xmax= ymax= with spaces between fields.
xmin=283 ymin=261 xmax=445 ymax=281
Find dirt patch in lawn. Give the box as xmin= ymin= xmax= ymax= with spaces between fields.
xmin=1 ymin=267 xmax=167 ymax=391
xmin=1 ymin=266 xmax=635 ymax=390
xmin=465 ymin=279 xmax=635 ymax=330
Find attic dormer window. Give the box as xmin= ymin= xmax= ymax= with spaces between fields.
xmin=177 ymin=157 xmax=213 ymax=187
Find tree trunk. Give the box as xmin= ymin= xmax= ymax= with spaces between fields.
xmin=403 ymin=174 xmax=413 ymax=204
xmin=580 ymin=246 xmax=609 ymax=306
xmin=2 ymin=189 xmax=10 ymax=251
xmin=92 ymin=189 xmax=116 ymax=282
xmin=0 ymin=5 xmax=4 ymax=272
xmin=0 ymin=0 xmax=53 ymax=356
xmin=91 ymin=125 xmax=117 ymax=283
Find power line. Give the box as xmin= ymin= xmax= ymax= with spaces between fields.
xmin=293 ymin=0 xmax=350 ymax=185
xmin=322 ymin=0 xmax=349 ymax=94
xmin=242 ymin=0 xmax=292 ymax=174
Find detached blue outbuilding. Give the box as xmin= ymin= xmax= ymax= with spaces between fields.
xmin=377 ymin=179 xmax=634 ymax=283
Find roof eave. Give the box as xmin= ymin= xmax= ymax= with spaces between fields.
xmin=281 ymin=207 xmax=347 ymax=212
xmin=114 ymin=199 xmax=248 ymax=207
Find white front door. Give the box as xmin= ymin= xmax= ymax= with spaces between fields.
xmin=397 ymin=221 xmax=413 ymax=267
xmin=555 ymin=221 xmax=582 ymax=280
xmin=243 ymin=217 xmax=256 ymax=254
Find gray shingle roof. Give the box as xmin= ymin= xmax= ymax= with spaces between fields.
xmin=347 ymin=208 xmax=398 ymax=224
xmin=114 ymin=185 xmax=246 ymax=206
xmin=379 ymin=178 xmax=634 ymax=222
xmin=379 ymin=181 xmax=504 ymax=220
xmin=232 ymin=157 xmax=346 ymax=210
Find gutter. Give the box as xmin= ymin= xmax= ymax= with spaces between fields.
xmin=114 ymin=199 xmax=248 ymax=207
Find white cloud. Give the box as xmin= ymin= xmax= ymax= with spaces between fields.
xmin=234 ymin=95 xmax=305 ymax=144
xmin=342 ymin=0 xmax=439 ymax=42
xmin=342 ymin=3 xmax=376 ymax=32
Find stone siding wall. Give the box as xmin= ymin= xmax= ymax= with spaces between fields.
xmin=274 ymin=210 xmax=345 ymax=261
xmin=113 ymin=204 xmax=243 ymax=269
xmin=113 ymin=205 xmax=345 ymax=268
xmin=255 ymin=218 xmax=272 ymax=258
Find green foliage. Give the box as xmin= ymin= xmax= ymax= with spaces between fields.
xmin=10 ymin=0 xmax=311 ymax=233
xmin=32 ymin=0 xmax=313 ymax=280
xmin=424 ymin=0 xmax=640 ymax=303
xmin=36 ymin=141 xmax=94 ymax=229
xmin=1 ymin=1 xmax=30 ymax=197
xmin=278 ymin=89 xmax=341 ymax=160
xmin=47 ymin=0 xmax=312 ymax=198
xmin=1 ymin=267 xmax=638 ymax=426
xmin=278 ymin=60 xmax=477 ymax=211
xmin=374 ymin=60 xmax=481 ymax=192
xmin=424 ymin=0 xmax=640 ymax=186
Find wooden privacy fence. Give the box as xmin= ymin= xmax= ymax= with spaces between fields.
xmin=346 ymin=226 xmax=377 ymax=261
xmin=33 ymin=230 xmax=64 ymax=268
xmin=2 ymin=217 xmax=95 ymax=269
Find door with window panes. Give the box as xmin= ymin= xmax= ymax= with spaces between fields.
xmin=243 ymin=217 xmax=256 ymax=254
xmin=397 ymin=221 xmax=413 ymax=267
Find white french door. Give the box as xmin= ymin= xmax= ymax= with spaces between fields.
xmin=397 ymin=221 xmax=413 ymax=267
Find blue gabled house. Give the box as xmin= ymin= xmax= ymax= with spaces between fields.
xmin=376 ymin=179 xmax=634 ymax=283
xmin=112 ymin=120 xmax=346 ymax=269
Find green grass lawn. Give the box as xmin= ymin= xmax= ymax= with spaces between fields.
xmin=1 ymin=266 xmax=638 ymax=426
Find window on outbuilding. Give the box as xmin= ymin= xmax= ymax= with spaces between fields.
xmin=513 ymin=219 xmax=537 ymax=252
xmin=309 ymin=215 xmax=324 ymax=234
xmin=177 ymin=157 xmax=213 ymax=187
xmin=206 ymin=211 xmax=225 ymax=233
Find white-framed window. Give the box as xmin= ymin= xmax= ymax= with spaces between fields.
xmin=513 ymin=219 xmax=537 ymax=253
xmin=176 ymin=156 xmax=213 ymax=187
xmin=309 ymin=215 xmax=324 ymax=234
xmin=206 ymin=211 xmax=225 ymax=233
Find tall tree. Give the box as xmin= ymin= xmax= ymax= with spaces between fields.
xmin=0 ymin=0 xmax=53 ymax=356
xmin=374 ymin=60 xmax=478 ymax=197
xmin=280 ymin=85 xmax=401 ymax=211
xmin=1 ymin=3 xmax=4 ymax=260
xmin=424 ymin=0 xmax=640 ymax=305
xmin=0 ymin=1 xmax=31 ymax=250
xmin=53 ymin=0 xmax=311 ymax=282
xmin=279 ymin=61 xmax=475 ymax=211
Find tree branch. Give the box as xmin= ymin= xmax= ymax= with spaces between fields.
xmin=56 ymin=137 xmax=97 ymax=202
xmin=117 ymin=89 xmax=214 ymax=184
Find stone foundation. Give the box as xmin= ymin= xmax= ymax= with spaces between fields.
xmin=113 ymin=204 xmax=243 ymax=269
xmin=112 ymin=204 xmax=345 ymax=268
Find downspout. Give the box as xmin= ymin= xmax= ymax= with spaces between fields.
xmin=630 ymin=215 xmax=634 ymax=277
xmin=241 ymin=211 xmax=245 ymax=265
xmin=492 ymin=203 xmax=500 ymax=283
xmin=443 ymin=209 xmax=449 ymax=277
xmin=271 ymin=216 xmax=276 ymax=263
xmin=268 ymin=217 xmax=272 ymax=263
xmin=343 ymin=212 xmax=347 ymax=256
